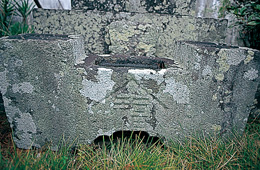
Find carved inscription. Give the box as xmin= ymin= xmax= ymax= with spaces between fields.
xmin=113 ymin=94 xmax=152 ymax=127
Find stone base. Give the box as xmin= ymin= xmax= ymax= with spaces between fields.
xmin=0 ymin=34 xmax=259 ymax=149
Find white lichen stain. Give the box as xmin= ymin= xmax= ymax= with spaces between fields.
xmin=15 ymin=113 xmax=37 ymax=134
xmin=216 ymin=50 xmax=230 ymax=72
xmin=215 ymin=73 xmax=224 ymax=81
xmin=128 ymin=69 xmax=165 ymax=85
xmin=14 ymin=59 xmax=23 ymax=67
xmin=12 ymin=82 xmax=34 ymax=94
xmin=202 ymin=65 xmax=212 ymax=77
xmin=129 ymin=69 xmax=189 ymax=103
xmin=216 ymin=49 xmax=246 ymax=81
xmin=0 ymin=69 xmax=9 ymax=95
xmin=244 ymin=55 xmax=254 ymax=64
xmin=244 ymin=50 xmax=254 ymax=64
xmin=163 ymin=78 xmax=190 ymax=104
xmin=5 ymin=101 xmax=38 ymax=149
xmin=218 ymin=49 xmax=246 ymax=66
xmin=244 ymin=68 xmax=258 ymax=81
xmin=248 ymin=50 xmax=254 ymax=56
xmin=137 ymin=42 xmax=154 ymax=53
xmin=138 ymin=24 xmax=151 ymax=31
xmin=194 ymin=62 xmax=200 ymax=70
xmin=3 ymin=98 xmax=19 ymax=128
xmin=80 ymin=68 xmax=115 ymax=102
xmin=212 ymin=93 xmax=218 ymax=101
xmin=97 ymin=128 xmax=115 ymax=137
xmin=109 ymin=22 xmax=138 ymax=43
xmin=88 ymin=102 xmax=94 ymax=114
xmin=77 ymin=68 xmax=88 ymax=75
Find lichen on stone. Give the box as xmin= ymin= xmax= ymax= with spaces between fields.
xmin=0 ymin=69 xmax=9 ymax=95
xmin=80 ymin=68 xmax=115 ymax=102
xmin=244 ymin=68 xmax=258 ymax=81
xmin=202 ymin=65 xmax=212 ymax=78
xmin=163 ymin=78 xmax=190 ymax=104
xmin=12 ymin=82 xmax=34 ymax=94
xmin=244 ymin=50 xmax=254 ymax=64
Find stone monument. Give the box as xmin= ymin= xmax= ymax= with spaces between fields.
xmin=0 ymin=0 xmax=259 ymax=149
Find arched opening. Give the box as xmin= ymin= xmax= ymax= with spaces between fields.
xmin=93 ymin=131 xmax=163 ymax=148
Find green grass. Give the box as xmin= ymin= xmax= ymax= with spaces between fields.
xmin=0 ymin=119 xmax=259 ymax=170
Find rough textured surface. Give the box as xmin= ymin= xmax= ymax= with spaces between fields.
xmin=1 ymin=35 xmax=259 ymax=149
xmin=33 ymin=9 xmax=227 ymax=56
xmin=71 ymin=0 xmax=196 ymax=16
xmin=0 ymin=34 xmax=86 ymax=149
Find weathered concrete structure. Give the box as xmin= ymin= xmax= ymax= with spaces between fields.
xmin=0 ymin=0 xmax=259 ymax=149
xmin=1 ymin=34 xmax=259 ymax=149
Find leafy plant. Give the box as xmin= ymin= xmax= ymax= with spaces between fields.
xmin=0 ymin=0 xmax=34 ymax=37
xmin=14 ymin=0 xmax=35 ymax=25
xmin=0 ymin=0 xmax=15 ymax=36
xmin=220 ymin=0 xmax=260 ymax=50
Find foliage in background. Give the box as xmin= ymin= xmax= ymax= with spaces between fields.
xmin=0 ymin=0 xmax=35 ymax=37
xmin=219 ymin=0 xmax=260 ymax=50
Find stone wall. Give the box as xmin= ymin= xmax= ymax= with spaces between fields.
xmin=71 ymin=0 xmax=196 ymax=15
xmin=70 ymin=0 xmax=243 ymax=46
xmin=33 ymin=9 xmax=227 ymax=56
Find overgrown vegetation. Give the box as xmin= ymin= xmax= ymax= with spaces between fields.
xmin=219 ymin=0 xmax=260 ymax=50
xmin=0 ymin=116 xmax=259 ymax=169
xmin=0 ymin=0 xmax=34 ymax=37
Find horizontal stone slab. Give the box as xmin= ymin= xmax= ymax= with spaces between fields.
xmin=1 ymin=35 xmax=259 ymax=150
xmin=33 ymin=9 xmax=227 ymax=56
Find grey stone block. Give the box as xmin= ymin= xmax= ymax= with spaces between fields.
xmin=1 ymin=35 xmax=259 ymax=149
xmin=71 ymin=0 xmax=196 ymax=16
xmin=33 ymin=9 xmax=227 ymax=56
xmin=0 ymin=34 xmax=86 ymax=149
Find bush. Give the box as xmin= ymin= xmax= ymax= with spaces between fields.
xmin=0 ymin=0 xmax=34 ymax=37
xmin=220 ymin=0 xmax=260 ymax=50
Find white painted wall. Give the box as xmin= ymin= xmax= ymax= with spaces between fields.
xmin=195 ymin=0 xmax=221 ymax=18
xmin=28 ymin=0 xmax=71 ymax=10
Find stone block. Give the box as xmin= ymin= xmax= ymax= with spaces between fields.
xmin=1 ymin=35 xmax=259 ymax=149
xmin=0 ymin=34 xmax=86 ymax=149
xmin=33 ymin=9 xmax=227 ymax=56
xmin=71 ymin=0 xmax=196 ymax=16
